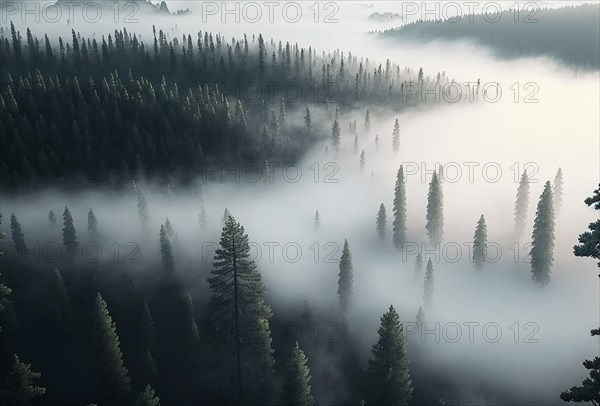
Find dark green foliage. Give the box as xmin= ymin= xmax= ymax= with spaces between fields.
xmin=136 ymin=385 xmax=160 ymax=406
xmin=338 ymin=239 xmax=354 ymax=330
xmin=91 ymin=293 xmax=131 ymax=406
xmin=514 ymin=170 xmax=530 ymax=236
xmin=207 ymin=216 xmax=274 ymax=403
xmin=62 ymin=206 xmax=77 ymax=248
xmin=159 ymin=225 xmax=174 ymax=273
xmin=392 ymin=165 xmax=407 ymax=250
xmin=9 ymin=213 xmax=26 ymax=256
xmin=473 ymin=215 xmax=488 ymax=269
xmin=426 ymin=172 xmax=444 ymax=243
xmin=281 ymin=342 xmax=315 ymax=406
xmin=529 ymin=181 xmax=555 ymax=285
xmin=376 ymin=203 xmax=387 ymax=240
xmin=423 ymin=259 xmax=434 ymax=308
xmin=364 ymin=305 xmax=413 ymax=406
xmin=0 ymin=355 xmax=46 ymax=406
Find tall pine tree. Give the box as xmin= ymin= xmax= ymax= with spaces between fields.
xmin=423 ymin=259 xmax=434 ymax=308
xmin=88 ymin=208 xmax=98 ymax=236
xmin=393 ymin=165 xmax=407 ymax=250
xmin=281 ymin=342 xmax=315 ymax=406
xmin=338 ymin=239 xmax=354 ymax=332
xmin=553 ymin=167 xmax=563 ymax=215
xmin=529 ymin=181 xmax=555 ymax=285
xmin=159 ymin=225 xmax=174 ymax=273
xmin=62 ymin=206 xmax=77 ymax=248
xmin=376 ymin=203 xmax=387 ymax=240
xmin=9 ymin=214 xmax=26 ymax=257
xmin=426 ymin=172 xmax=444 ymax=244
xmin=514 ymin=170 xmax=530 ymax=236
xmin=473 ymin=215 xmax=488 ymax=270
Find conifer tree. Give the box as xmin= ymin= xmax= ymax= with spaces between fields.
xmin=48 ymin=210 xmax=56 ymax=226
xmin=338 ymin=239 xmax=354 ymax=331
xmin=0 ymin=355 xmax=46 ymax=405
xmin=473 ymin=215 xmax=488 ymax=270
xmin=164 ymin=218 xmax=175 ymax=240
xmin=416 ymin=306 xmax=425 ymax=325
xmin=9 ymin=214 xmax=26 ymax=256
xmin=423 ymin=259 xmax=434 ymax=308
xmin=198 ymin=205 xmax=208 ymax=229
xmin=376 ymin=203 xmax=387 ymax=240
xmin=221 ymin=208 xmax=231 ymax=225
xmin=91 ymin=294 xmax=131 ymax=405
xmin=331 ymin=119 xmax=341 ymax=152
xmin=281 ymin=342 xmax=315 ymax=406
xmin=50 ymin=268 xmax=74 ymax=334
xmin=138 ymin=303 xmax=158 ymax=385
xmin=304 ymin=107 xmax=312 ymax=136
xmin=553 ymin=167 xmax=563 ymax=215
xmin=560 ymin=185 xmax=600 ymax=404
xmin=426 ymin=172 xmax=444 ymax=244
xmin=354 ymin=135 xmax=359 ymax=153
xmin=514 ymin=170 xmax=530 ymax=236
xmin=529 ymin=181 xmax=555 ymax=285
xmin=364 ymin=305 xmax=413 ymax=406
xmin=392 ymin=118 xmax=400 ymax=153
xmin=135 ymin=185 xmax=150 ymax=231
xmin=159 ymin=225 xmax=174 ymax=273
xmin=364 ymin=109 xmax=371 ymax=134
xmin=314 ymin=210 xmax=320 ymax=230
xmin=393 ymin=165 xmax=407 ymax=250
xmin=414 ymin=253 xmax=423 ymax=274
xmin=88 ymin=209 xmax=98 ymax=236
xmin=360 ymin=150 xmax=366 ymax=173
xmin=207 ymin=216 xmax=274 ymax=402
xmin=136 ymin=385 xmax=160 ymax=406
xmin=62 ymin=206 xmax=77 ymax=248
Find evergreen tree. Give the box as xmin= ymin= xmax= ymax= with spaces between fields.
xmin=314 ymin=210 xmax=320 ymax=230
xmin=136 ymin=385 xmax=160 ymax=406
xmin=135 ymin=185 xmax=150 ymax=231
xmin=392 ymin=118 xmax=400 ymax=153
xmin=529 ymin=181 xmax=555 ymax=285
xmin=50 ymin=268 xmax=74 ymax=334
xmin=553 ymin=167 xmax=563 ymax=215
xmin=425 ymin=172 xmax=444 ymax=244
xmin=0 ymin=355 xmax=46 ymax=406
xmin=354 ymin=135 xmax=359 ymax=153
xmin=338 ymin=239 xmax=354 ymax=331
xmin=414 ymin=253 xmax=423 ymax=274
xmin=88 ymin=208 xmax=98 ymax=236
xmin=91 ymin=293 xmax=131 ymax=406
xmin=360 ymin=150 xmax=366 ymax=173
xmin=392 ymin=165 xmax=407 ymax=250
xmin=415 ymin=306 xmax=425 ymax=325
xmin=159 ymin=225 xmax=174 ymax=273
xmin=364 ymin=305 xmax=413 ymax=406
xmin=331 ymin=119 xmax=341 ymax=152
xmin=423 ymin=259 xmax=434 ymax=308
xmin=198 ymin=205 xmax=208 ymax=229
xmin=207 ymin=216 xmax=274 ymax=402
xmin=48 ymin=210 xmax=56 ymax=226
xmin=364 ymin=109 xmax=371 ymax=134
xmin=514 ymin=170 xmax=530 ymax=236
xmin=473 ymin=215 xmax=488 ymax=270
xmin=221 ymin=208 xmax=231 ymax=225
xmin=164 ymin=218 xmax=175 ymax=240
xmin=304 ymin=107 xmax=312 ymax=136
xmin=376 ymin=203 xmax=387 ymax=240
xmin=560 ymin=185 xmax=600 ymax=405
xmin=9 ymin=214 xmax=26 ymax=256
xmin=62 ymin=206 xmax=77 ymax=248
xmin=281 ymin=342 xmax=315 ymax=406
xmin=138 ymin=303 xmax=158 ymax=385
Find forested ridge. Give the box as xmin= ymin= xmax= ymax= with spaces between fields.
xmin=0 ymin=23 xmax=457 ymax=189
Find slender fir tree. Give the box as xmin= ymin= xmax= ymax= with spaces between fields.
xmin=159 ymin=225 xmax=174 ymax=273
xmin=514 ymin=170 xmax=530 ymax=236
xmin=338 ymin=239 xmax=354 ymax=332
xmin=376 ymin=204 xmax=387 ymax=240
xmin=48 ymin=210 xmax=56 ymax=226
xmin=331 ymin=119 xmax=341 ymax=152
xmin=304 ymin=107 xmax=312 ymax=136
xmin=416 ymin=306 xmax=425 ymax=325
xmin=364 ymin=305 xmax=413 ymax=406
xmin=426 ymin=172 xmax=444 ymax=244
xmin=423 ymin=259 xmax=434 ymax=308
xmin=9 ymin=214 xmax=26 ymax=256
xmin=360 ymin=150 xmax=366 ymax=173
xmin=135 ymin=185 xmax=150 ymax=231
xmin=207 ymin=216 xmax=274 ymax=403
xmin=62 ymin=206 xmax=77 ymax=248
xmin=473 ymin=215 xmax=488 ymax=270
xmin=529 ymin=181 xmax=555 ymax=285
xmin=88 ymin=209 xmax=98 ymax=236
xmin=136 ymin=385 xmax=160 ymax=406
xmin=393 ymin=165 xmax=407 ymax=250
xmin=364 ymin=109 xmax=371 ymax=134
xmin=0 ymin=355 xmax=46 ymax=405
xmin=392 ymin=118 xmax=400 ymax=153
xmin=553 ymin=167 xmax=563 ymax=215
xmin=281 ymin=342 xmax=315 ymax=406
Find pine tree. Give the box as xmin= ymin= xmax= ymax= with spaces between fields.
xmin=426 ymin=172 xmax=444 ymax=244
xmin=354 ymin=135 xmax=359 ymax=153
xmin=135 ymin=185 xmax=150 ymax=231
xmin=62 ymin=206 xmax=77 ymax=248
xmin=136 ymin=385 xmax=160 ymax=406
xmin=314 ymin=210 xmax=320 ymax=230
xmin=207 ymin=216 xmax=274 ymax=402
xmin=360 ymin=150 xmax=366 ymax=173
xmin=392 ymin=118 xmax=400 ymax=153
xmin=164 ymin=218 xmax=175 ymax=240
xmin=529 ymin=181 xmax=555 ymax=285
xmin=364 ymin=305 xmax=413 ymax=406
xmin=9 ymin=214 xmax=26 ymax=256
xmin=473 ymin=215 xmax=487 ymax=270
xmin=137 ymin=303 xmax=158 ymax=385
xmin=48 ymin=210 xmax=56 ymax=226
xmin=0 ymin=355 xmax=46 ymax=405
xmin=91 ymin=294 xmax=131 ymax=405
xmin=281 ymin=342 xmax=315 ymax=406
xmin=338 ymin=239 xmax=353 ymax=331
xmin=364 ymin=109 xmax=371 ymax=134
xmin=88 ymin=209 xmax=98 ymax=236
xmin=331 ymin=119 xmax=341 ymax=152
xmin=415 ymin=306 xmax=425 ymax=325
xmin=560 ymin=185 xmax=600 ymax=405
xmin=414 ymin=253 xmax=423 ymax=274
xmin=159 ymin=225 xmax=174 ymax=273
xmin=514 ymin=170 xmax=530 ymax=236
xmin=304 ymin=107 xmax=312 ymax=136
xmin=376 ymin=204 xmax=387 ymax=240
xmin=553 ymin=167 xmax=563 ymax=215
xmin=423 ymin=259 xmax=434 ymax=308
xmin=393 ymin=165 xmax=407 ymax=250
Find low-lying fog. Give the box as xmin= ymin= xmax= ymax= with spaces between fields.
xmin=2 ymin=1 xmax=599 ymax=404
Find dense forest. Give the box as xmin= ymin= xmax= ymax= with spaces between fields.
xmin=379 ymin=4 xmax=600 ymax=69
